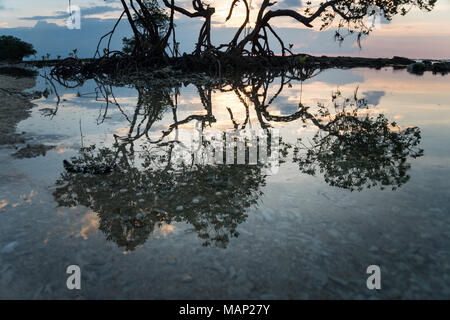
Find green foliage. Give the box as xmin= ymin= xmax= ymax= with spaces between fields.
xmin=134 ymin=0 xmax=170 ymax=33
xmin=122 ymin=0 xmax=170 ymax=54
xmin=298 ymin=55 xmax=307 ymax=65
xmin=301 ymin=0 xmax=437 ymax=46
xmin=122 ymin=36 xmax=136 ymax=55
xmin=68 ymin=48 xmax=78 ymax=58
xmin=293 ymin=90 xmax=424 ymax=191
xmin=0 ymin=35 xmax=36 ymax=61
xmin=54 ymin=144 xmax=265 ymax=250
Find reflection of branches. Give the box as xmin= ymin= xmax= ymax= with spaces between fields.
xmin=51 ymin=67 xmax=425 ymax=252
xmin=223 ymin=67 xmax=320 ymax=128
xmin=52 ymin=64 xmax=423 ymax=195
xmin=54 ymin=145 xmax=266 ymax=250
xmin=292 ymin=90 xmax=424 ymax=191
xmin=39 ymin=73 xmax=61 ymax=117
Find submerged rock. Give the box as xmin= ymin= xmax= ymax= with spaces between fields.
xmin=1 ymin=241 xmax=19 ymax=254
xmin=63 ymin=159 xmax=116 ymax=175
xmin=392 ymin=56 xmax=415 ymax=65
xmin=12 ymin=144 xmax=55 ymax=159
xmin=407 ymin=62 xmax=426 ymax=75
xmin=407 ymin=61 xmax=450 ymax=75
xmin=432 ymin=62 xmax=450 ymax=74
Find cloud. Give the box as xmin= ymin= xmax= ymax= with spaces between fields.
xmin=0 ymin=17 xmax=364 ymax=59
xmin=309 ymin=69 xmax=365 ymax=85
xmin=272 ymin=95 xmax=300 ymax=115
xmin=282 ymin=0 xmax=303 ymax=8
xmin=362 ymin=91 xmax=386 ymax=106
xmin=80 ymin=6 xmax=122 ymax=16
xmin=20 ymin=15 xmax=65 ymax=21
xmin=0 ymin=18 xmax=132 ymax=59
xmin=19 ymin=5 xmax=121 ymax=21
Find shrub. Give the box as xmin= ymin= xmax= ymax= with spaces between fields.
xmin=0 ymin=36 xmax=36 ymax=61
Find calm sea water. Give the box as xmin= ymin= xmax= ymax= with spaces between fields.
xmin=0 ymin=67 xmax=449 ymax=299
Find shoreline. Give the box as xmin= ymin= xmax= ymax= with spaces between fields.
xmin=0 ymin=72 xmax=37 ymax=145
xmin=18 ymin=54 xmax=450 ymax=81
xmin=22 ymin=54 xmax=450 ymax=75
xmin=0 ymin=66 xmax=55 ymax=158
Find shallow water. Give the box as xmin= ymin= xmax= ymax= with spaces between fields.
xmin=0 ymin=67 xmax=449 ymax=299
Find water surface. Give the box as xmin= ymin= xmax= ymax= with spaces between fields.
xmin=0 ymin=67 xmax=449 ymax=299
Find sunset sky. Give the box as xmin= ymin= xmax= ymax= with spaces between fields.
xmin=0 ymin=0 xmax=449 ymax=59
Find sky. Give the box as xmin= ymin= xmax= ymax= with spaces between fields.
xmin=0 ymin=0 xmax=449 ymax=59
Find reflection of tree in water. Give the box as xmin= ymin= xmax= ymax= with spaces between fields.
xmin=52 ymin=69 xmax=423 ymax=250
xmin=220 ymin=72 xmax=423 ymax=191
xmin=292 ymin=89 xmax=423 ymax=191
xmin=54 ymin=145 xmax=266 ymax=250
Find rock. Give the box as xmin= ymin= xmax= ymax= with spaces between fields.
xmin=228 ymin=266 xmax=236 ymax=279
xmin=328 ymin=275 xmax=348 ymax=287
xmin=328 ymin=229 xmax=340 ymax=238
xmin=413 ymin=254 xmax=425 ymax=265
xmin=259 ymin=293 xmax=278 ymax=300
xmin=392 ymin=56 xmax=415 ymax=65
xmin=12 ymin=144 xmax=55 ymax=159
xmin=348 ymin=232 xmax=359 ymax=241
xmin=432 ymin=62 xmax=450 ymax=74
xmin=64 ymin=159 xmax=116 ymax=174
xmin=181 ymin=274 xmax=193 ymax=282
xmin=1 ymin=241 xmax=18 ymax=253
xmin=407 ymin=62 xmax=426 ymax=75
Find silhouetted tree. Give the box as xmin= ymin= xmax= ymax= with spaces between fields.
xmin=0 ymin=36 xmax=36 ymax=61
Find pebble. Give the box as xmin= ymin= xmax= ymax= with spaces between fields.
xmin=176 ymin=206 xmax=184 ymax=211
xmin=328 ymin=229 xmax=340 ymax=238
xmin=228 ymin=266 xmax=236 ymax=279
xmin=348 ymin=232 xmax=359 ymax=241
xmin=181 ymin=274 xmax=193 ymax=282
xmin=391 ymin=206 xmax=400 ymax=213
xmin=413 ymin=254 xmax=425 ymax=265
xmin=1 ymin=241 xmax=19 ymax=254
xmin=328 ymin=275 xmax=348 ymax=287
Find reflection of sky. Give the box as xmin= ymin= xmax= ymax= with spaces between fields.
xmin=9 ymin=67 xmax=450 ymax=230
xmin=0 ymin=0 xmax=449 ymax=58
xmin=19 ymin=68 xmax=450 ymax=162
